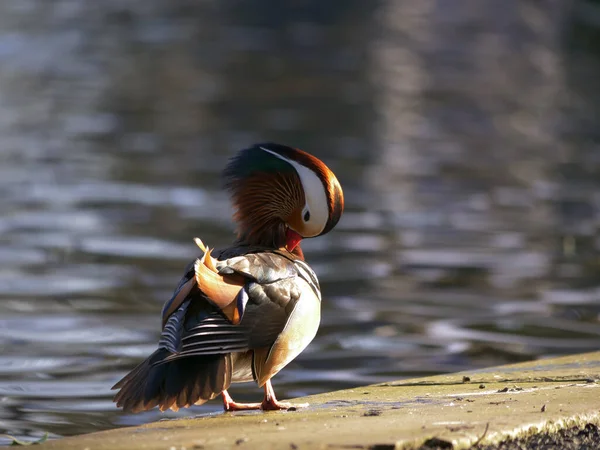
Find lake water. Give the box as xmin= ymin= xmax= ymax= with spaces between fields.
xmin=1 ymin=0 xmax=599 ymax=445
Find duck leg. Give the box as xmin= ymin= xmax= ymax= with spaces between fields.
xmin=260 ymin=380 xmax=309 ymax=411
xmin=221 ymin=389 xmax=262 ymax=411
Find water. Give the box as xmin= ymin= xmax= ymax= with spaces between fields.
xmin=1 ymin=0 xmax=599 ymax=445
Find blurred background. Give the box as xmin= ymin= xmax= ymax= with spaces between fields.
xmin=1 ymin=0 xmax=600 ymax=444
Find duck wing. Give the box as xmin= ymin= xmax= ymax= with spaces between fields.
xmin=163 ymin=247 xmax=316 ymax=360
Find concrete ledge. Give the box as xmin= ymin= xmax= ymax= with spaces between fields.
xmin=39 ymin=352 xmax=600 ymax=449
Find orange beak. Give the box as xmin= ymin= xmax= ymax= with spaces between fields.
xmin=285 ymin=228 xmax=303 ymax=252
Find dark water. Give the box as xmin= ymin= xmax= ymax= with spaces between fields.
xmin=1 ymin=0 xmax=600 ymax=445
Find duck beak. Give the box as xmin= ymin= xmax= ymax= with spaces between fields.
xmin=285 ymin=228 xmax=303 ymax=252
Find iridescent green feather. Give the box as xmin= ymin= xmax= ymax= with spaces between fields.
xmin=223 ymin=143 xmax=295 ymax=187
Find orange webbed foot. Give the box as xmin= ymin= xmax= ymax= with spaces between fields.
xmin=260 ymin=380 xmax=309 ymax=411
xmin=222 ymin=390 xmax=262 ymax=412
xmin=260 ymin=398 xmax=308 ymax=411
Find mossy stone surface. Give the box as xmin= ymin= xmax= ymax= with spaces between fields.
xmin=39 ymin=352 xmax=600 ymax=450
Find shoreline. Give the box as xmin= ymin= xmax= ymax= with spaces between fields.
xmin=36 ymin=351 xmax=600 ymax=449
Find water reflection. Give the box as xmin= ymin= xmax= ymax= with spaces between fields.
xmin=1 ymin=0 xmax=599 ymax=445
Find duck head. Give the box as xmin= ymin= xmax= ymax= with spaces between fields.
xmin=223 ymin=143 xmax=344 ymax=257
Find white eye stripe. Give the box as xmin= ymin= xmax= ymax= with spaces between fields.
xmin=260 ymin=147 xmax=328 ymax=237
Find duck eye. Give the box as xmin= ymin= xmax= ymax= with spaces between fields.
xmin=303 ymin=210 xmax=310 ymax=222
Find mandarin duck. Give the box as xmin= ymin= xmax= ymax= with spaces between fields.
xmin=112 ymin=143 xmax=344 ymax=412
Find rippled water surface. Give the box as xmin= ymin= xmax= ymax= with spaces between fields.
xmin=1 ymin=0 xmax=600 ymax=445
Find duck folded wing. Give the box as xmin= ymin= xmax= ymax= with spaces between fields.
xmin=169 ymin=249 xmax=318 ymax=357
xmin=164 ymin=269 xmax=303 ymax=361
xmin=159 ymin=247 xmax=298 ymax=327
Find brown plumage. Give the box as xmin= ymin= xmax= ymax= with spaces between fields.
xmin=112 ymin=143 xmax=343 ymax=412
